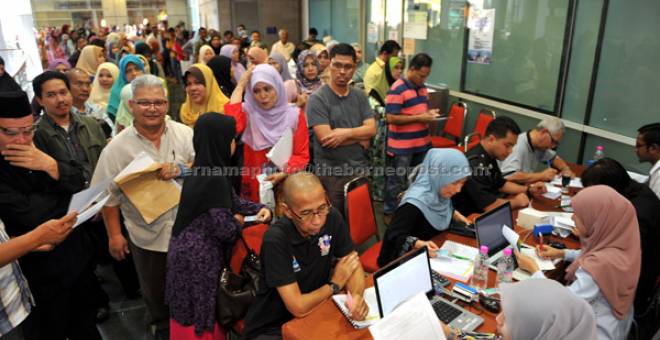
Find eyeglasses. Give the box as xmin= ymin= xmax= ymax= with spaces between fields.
xmin=0 ymin=124 xmax=37 ymax=137
xmin=330 ymin=61 xmax=355 ymax=72
xmin=135 ymin=100 xmax=168 ymax=109
xmin=289 ymin=200 xmax=332 ymax=222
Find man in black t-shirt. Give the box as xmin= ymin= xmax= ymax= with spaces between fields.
xmin=452 ymin=117 xmax=546 ymax=215
xmin=243 ymin=172 xmax=368 ymax=340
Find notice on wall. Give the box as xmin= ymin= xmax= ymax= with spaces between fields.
xmin=403 ymin=38 xmax=416 ymax=56
xmin=404 ymin=9 xmax=428 ymax=40
xmin=388 ymin=30 xmax=399 ymax=42
xmin=368 ymin=23 xmax=379 ymax=43
xmin=466 ymin=8 xmax=495 ymax=65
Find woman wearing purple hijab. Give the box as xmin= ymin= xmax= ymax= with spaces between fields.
xmin=224 ymin=64 xmax=310 ymax=201
xmin=47 ymin=58 xmax=71 ymax=73
xmin=219 ymin=44 xmax=246 ymax=84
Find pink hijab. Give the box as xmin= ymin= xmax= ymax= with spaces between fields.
xmin=567 ymin=185 xmax=641 ymax=320
xmin=241 ymin=64 xmax=299 ymax=151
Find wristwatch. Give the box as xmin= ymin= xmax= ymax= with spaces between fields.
xmin=329 ymin=281 xmax=340 ymax=294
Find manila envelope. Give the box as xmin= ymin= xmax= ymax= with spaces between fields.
xmin=117 ymin=171 xmax=181 ymax=224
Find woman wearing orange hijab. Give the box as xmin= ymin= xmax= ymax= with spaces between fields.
xmin=76 ymin=45 xmax=105 ymax=78
xmin=517 ymin=185 xmax=641 ymax=340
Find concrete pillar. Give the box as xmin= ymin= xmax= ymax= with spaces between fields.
xmin=102 ymin=0 xmax=128 ymax=27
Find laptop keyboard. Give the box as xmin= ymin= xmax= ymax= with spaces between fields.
xmin=431 ymin=299 xmax=463 ymax=324
xmin=432 ymin=270 xmax=450 ymax=288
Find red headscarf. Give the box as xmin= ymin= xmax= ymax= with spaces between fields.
xmin=567 ymin=185 xmax=641 ymax=319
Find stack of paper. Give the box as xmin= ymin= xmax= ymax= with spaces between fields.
xmin=369 ymin=292 xmax=446 ymax=340
xmin=517 ymin=207 xmax=551 ymax=229
xmin=520 ymin=248 xmax=556 ymax=271
xmin=542 ymin=183 xmax=562 ymax=200
xmin=114 ymin=152 xmax=182 ymax=224
xmin=430 ymin=241 xmax=478 ymax=282
xmin=67 ymin=178 xmax=112 ymax=228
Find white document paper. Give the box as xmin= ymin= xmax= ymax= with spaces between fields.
xmin=502 ymin=225 xmax=519 ymax=250
xmin=553 ymin=216 xmax=575 ymax=229
xmin=73 ymin=195 xmax=110 ymax=228
xmin=627 ymin=171 xmax=649 ymax=184
xmin=68 ymin=177 xmax=112 ymax=214
xmin=369 ymin=292 xmax=446 ymax=340
xmin=114 ymin=151 xmax=157 ymax=181
xmin=243 ymin=215 xmax=258 ymax=223
xmin=332 ymin=286 xmax=381 ymax=329
xmin=521 ymin=248 xmax=556 ymax=271
xmin=430 ymin=241 xmax=478 ymax=282
xmin=266 ymin=129 xmax=293 ymax=170
xmin=542 ymin=183 xmax=562 ymax=200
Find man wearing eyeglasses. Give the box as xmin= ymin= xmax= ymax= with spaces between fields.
xmin=243 ymin=172 xmax=368 ymax=340
xmin=499 ymin=117 xmax=575 ymax=184
xmin=307 ymin=43 xmax=377 ymax=215
xmin=0 ymin=90 xmax=103 ymax=340
xmin=91 ymin=74 xmax=194 ymax=340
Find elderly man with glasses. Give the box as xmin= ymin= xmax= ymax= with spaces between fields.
xmin=243 ymin=172 xmax=368 ymax=340
xmin=499 ymin=116 xmax=575 ymax=184
xmin=91 ymin=74 xmax=194 ymax=340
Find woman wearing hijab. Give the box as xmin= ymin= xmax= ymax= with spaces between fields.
xmin=384 ymin=56 xmax=404 ymax=87
xmin=225 ymin=64 xmax=310 ymax=202
xmin=220 ymin=44 xmax=246 ymax=84
xmin=267 ymin=51 xmax=297 ymax=103
xmin=582 ymin=158 xmax=660 ymax=317
xmin=486 ymin=279 xmax=597 ymax=340
xmin=206 ymin=55 xmax=235 ymax=97
xmin=295 ymin=50 xmax=322 ymax=94
xmin=75 ymin=45 xmax=105 ymax=79
xmin=377 ymin=149 xmax=472 ymax=267
xmin=166 ymin=113 xmax=270 ymax=340
xmin=47 ymin=58 xmax=72 ymax=73
xmin=516 ymin=185 xmax=641 ymax=340
xmin=107 ymin=55 xmax=145 ymax=121
xmin=198 ymin=45 xmax=215 ymax=64
xmin=0 ymin=56 xmax=22 ymax=92
xmin=89 ymin=62 xmax=119 ymax=109
xmin=209 ymin=33 xmax=223 ymax=55
xmin=46 ymin=32 xmax=66 ymax=62
xmin=180 ymin=63 xmax=230 ymax=127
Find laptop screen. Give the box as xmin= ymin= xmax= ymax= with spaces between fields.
xmin=374 ymin=247 xmax=433 ymax=317
xmin=476 ymin=203 xmax=514 ymax=257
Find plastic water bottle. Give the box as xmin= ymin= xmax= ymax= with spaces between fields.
xmin=471 ymin=245 xmax=489 ymax=291
xmin=593 ymin=146 xmax=605 ymax=161
xmin=496 ymin=248 xmax=514 ymax=287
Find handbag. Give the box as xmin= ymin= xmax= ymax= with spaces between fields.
xmin=216 ymin=236 xmax=262 ymax=328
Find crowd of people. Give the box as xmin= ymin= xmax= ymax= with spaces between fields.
xmin=0 ymin=19 xmax=658 ymax=340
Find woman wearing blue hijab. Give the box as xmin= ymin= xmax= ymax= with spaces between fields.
xmin=377 ymin=149 xmax=473 ymax=267
xmin=107 ymin=55 xmax=145 ymax=121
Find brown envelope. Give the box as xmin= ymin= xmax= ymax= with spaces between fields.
xmin=117 ymin=170 xmax=181 ymax=224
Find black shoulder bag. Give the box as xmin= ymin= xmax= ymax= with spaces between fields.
xmin=216 ymin=236 xmax=262 ymax=328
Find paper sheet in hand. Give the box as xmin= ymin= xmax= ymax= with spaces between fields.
xmin=369 ymin=292 xmax=446 ymax=340
xmin=542 ymin=183 xmax=562 ymax=200
xmin=73 ymin=195 xmax=110 ymax=228
xmin=114 ymin=153 xmax=180 ymax=224
xmin=331 ymin=287 xmax=380 ymax=329
xmin=521 ymin=248 xmax=556 ymax=271
xmin=627 ymin=171 xmax=649 ymax=184
xmin=502 ymin=225 xmax=520 ymax=250
xmin=266 ymin=129 xmax=293 ymax=170
xmin=68 ymin=177 xmax=112 ymax=214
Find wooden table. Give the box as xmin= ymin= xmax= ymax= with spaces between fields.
xmin=282 ymin=167 xmax=585 ymax=340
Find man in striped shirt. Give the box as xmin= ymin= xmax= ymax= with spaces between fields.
xmin=383 ymin=53 xmax=440 ymax=219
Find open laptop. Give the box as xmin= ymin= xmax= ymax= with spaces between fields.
xmin=474 ymin=202 xmax=531 ymax=281
xmin=373 ymin=247 xmax=483 ymax=331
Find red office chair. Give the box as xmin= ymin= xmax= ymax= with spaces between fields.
xmin=228 ymin=223 xmax=269 ymax=335
xmin=344 ymin=177 xmax=382 ymax=273
xmin=462 ymin=109 xmax=496 ymax=152
xmin=431 ymin=102 xmax=468 ymax=149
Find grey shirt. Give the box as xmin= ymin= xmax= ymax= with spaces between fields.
xmin=499 ymin=131 xmax=556 ymax=176
xmin=307 ymin=85 xmax=374 ymax=174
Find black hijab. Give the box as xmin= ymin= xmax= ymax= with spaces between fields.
xmin=0 ymin=57 xmax=22 ymax=92
xmin=171 ymin=113 xmax=237 ymax=237
xmin=206 ymin=55 xmax=235 ymax=97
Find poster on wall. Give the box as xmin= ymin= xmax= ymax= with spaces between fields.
xmin=404 ymin=8 xmax=428 ymax=40
xmin=367 ymin=23 xmax=379 ymax=43
xmin=388 ymin=30 xmax=399 ymax=42
xmin=466 ymin=8 xmax=495 ymax=65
